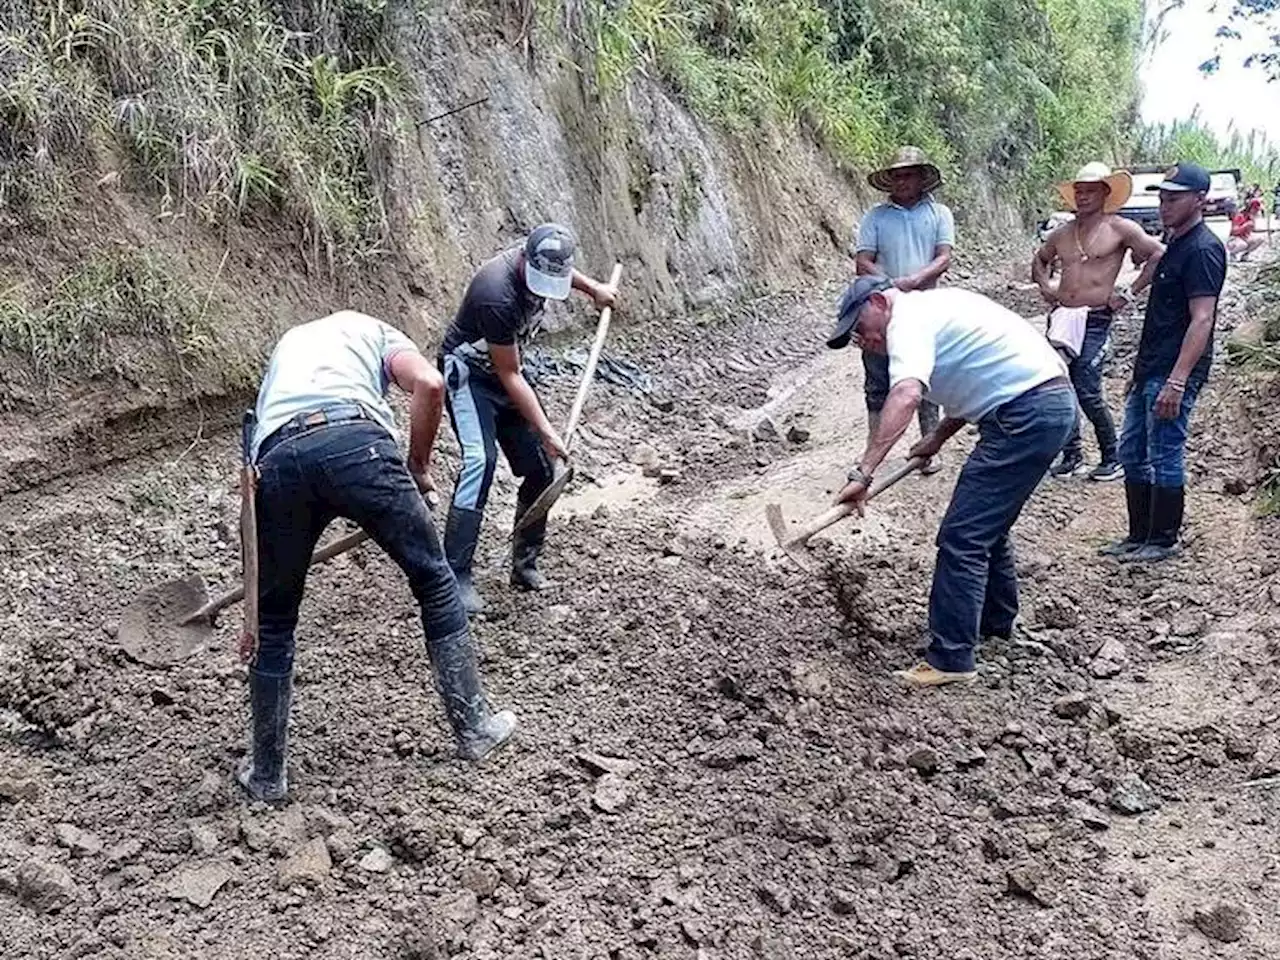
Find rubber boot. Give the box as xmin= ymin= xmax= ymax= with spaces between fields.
xmin=510 ymin=494 xmax=548 ymax=591
xmin=1123 ymin=485 xmax=1184 ymax=562
xmin=236 ymin=668 xmax=292 ymax=803
xmin=1099 ymin=482 xmax=1151 ymax=556
xmin=427 ymin=627 xmax=517 ymax=761
xmin=444 ymin=505 xmax=485 ymax=614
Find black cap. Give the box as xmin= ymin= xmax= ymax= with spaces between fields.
xmin=1145 ymin=162 xmax=1211 ymax=194
xmin=827 ymin=276 xmax=893 ymax=350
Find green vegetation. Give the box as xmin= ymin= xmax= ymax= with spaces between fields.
xmin=585 ymin=0 xmax=1144 ymax=212
xmin=1137 ymin=112 xmax=1280 ymax=190
xmin=0 ymin=251 xmax=234 ymax=386
xmin=1 ymin=0 xmax=401 ymax=268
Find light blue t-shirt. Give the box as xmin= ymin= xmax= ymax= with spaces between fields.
xmin=251 ymin=311 xmax=419 ymax=459
xmin=855 ymin=197 xmax=956 ymax=280
xmin=887 ymin=289 xmax=1066 ymax=422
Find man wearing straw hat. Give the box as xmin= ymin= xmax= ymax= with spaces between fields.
xmin=1032 ymin=163 xmax=1165 ymax=482
xmin=853 ymin=146 xmax=956 ymax=474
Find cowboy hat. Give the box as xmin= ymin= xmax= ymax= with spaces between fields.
xmin=868 ymin=146 xmax=942 ymax=193
xmin=1057 ymin=162 xmax=1133 ymax=214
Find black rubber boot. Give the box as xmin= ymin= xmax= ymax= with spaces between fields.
xmin=236 ymin=668 xmax=291 ymax=803
xmin=1099 ymin=482 xmax=1151 ymax=556
xmin=1124 ymin=485 xmax=1184 ymax=562
xmin=510 ymin=494 xmax=548 ymax=591
xmin=444 ymin=505 xmax=485 ymax=614
xmin=426 ymin=627 xmax=517 ymax=761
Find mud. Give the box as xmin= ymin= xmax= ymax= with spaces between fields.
xmin=2 ymin=255 xmax=1279 ymax=959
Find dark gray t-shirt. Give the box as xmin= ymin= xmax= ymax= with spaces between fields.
xmin=440 ymin=249 xmax=545 ymax=374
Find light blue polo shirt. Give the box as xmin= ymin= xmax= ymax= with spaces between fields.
xmin=855 ymin=196 xmax=956 ymax=280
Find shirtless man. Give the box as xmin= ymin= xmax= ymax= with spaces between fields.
xmin=1032 ymin=163 xmax=1165 ymax=481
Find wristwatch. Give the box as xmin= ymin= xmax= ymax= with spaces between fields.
xmin=846 ymin=466 xmax=874 ymax=487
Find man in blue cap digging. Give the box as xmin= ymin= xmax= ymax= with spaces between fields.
xmin=827 ymin=278 xmax=1075 ymax=686
xmin=438 ymin=224 xmax=618 ymax=614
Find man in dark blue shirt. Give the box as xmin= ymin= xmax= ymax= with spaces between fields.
xmin=1103 ymin=162 xmax=1226 ymax=562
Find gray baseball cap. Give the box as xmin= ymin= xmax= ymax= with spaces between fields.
xmin=524 ymin=223 xmax=577 ymax=300
xmin=827 ymin=276 xmax=893 ymax=349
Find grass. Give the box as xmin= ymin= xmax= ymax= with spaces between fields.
xmin=0 ymin=250 xmax=239 ymax=388
xmin=1 ymin=0 xmax=403 ymax=271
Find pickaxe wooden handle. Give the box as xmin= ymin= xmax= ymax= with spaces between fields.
xmin=766 ymin=457 xmax=926 ymax=569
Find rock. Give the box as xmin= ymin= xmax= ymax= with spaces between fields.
xmin=592 ymin=774 xmax=631 ymax=814
xmin=774 ymin=810 xmax=832 ymax=845
xmin=1076 ymin=804 xmax=1110 ymax=831
xmin=54 ymin=824 xmax=103 ymax=858
xmin=628 ymin=443 xmax=660 ymax=469
xmin=751 ymin=417 xmax=780 ymax=442
xmin=436 ymin=890 xmax=479 ymax=927
xmin=789 ymin=661 xmax=831 ymax=700
xmin=104 ymin=839 xmax=143 ymax=869
xmin=786 ymin=424 xmax=811 ymax=444
xmin=188 ymin=823 xmax=219 ymax=856
xmin=16 ymin=860 xmax=78 ymax=913
xmin=1006 ymin=862 xmax=1047 ymax=904
xmin=392 ymin=815 xmax=440 ymax=862
xmin=326 ymin=830 xmax=357 ymax=863
xmin=0 ymin=777 xmax=39 ymax=804
xmin=701 ymin=737 xmax=762 ymax=769
xmin=239 ymin=820 xmax=269 ymax=852
xmin=956 ymin=747 xmax=987 ymax=769
xmin=1090 ymin=638 xmax=1128 ymax=678
xmin=460 ymin=863 xmax=500 ymax=898
xmin=276 ymin=838 xmax=331 ymax=889
xmin=648 ymin=394 xmax=675 ymax=413
xmin=1052 ymin=692 xmax=1093 ymax=719
xmin=525 ymin=877 xmax=553 ymax=905
xmin=1171 ymin=609 xmax=1208 ymax=638
xmin=906 ymin=746 xmax=940 ymax=776
xmin=1225 ymin=731 xmax=1258 ymax=760
xmin=757 ymin=881 xmax=793 ymax=915
xmin=1192 ymin=902 xmax=1248 ymax=943
xmin=359 ymin=846 xmax=394 ymax=874
xmin=1035 ymin=597 xmax=1079 ymax=629
xmin=1109 ymin=774 xmax=1162 ymax=815
xmin=830 ymin=888 xmax=858 ymax=915
xmin=680 ymin=918 xmax=708 ymax=946
xmin=165 ymin=863 xmax=232 ymax=909
xmin=657 ymin=467 xmax=682 ymax=485
xmin=575 ymin=752 xmax=639 ymax=778
xmin=306 ymin=806 xmax=354 ymax=837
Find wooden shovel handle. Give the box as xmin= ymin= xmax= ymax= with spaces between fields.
xmin=561 ymin=262 xmax=624 ymax=453
xmin=786 ymin=457 xmax=926 ymax=547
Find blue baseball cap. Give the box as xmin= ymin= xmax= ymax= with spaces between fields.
xmin=1146 ymin=162 xmax=1211 ymax=194
xmin=827 ymin=276 xmax=893 ymax=350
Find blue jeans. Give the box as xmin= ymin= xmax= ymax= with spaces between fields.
xmin=926 ymin=380 xmax=1077 ymax=673
xmin=1060 ymin=313 xmax=1117 ymax=462
xmin=253 ymin=417 xmax=466 ymax=676
xmin=1118 ymin=376 xmax=1202 ymax=486
xmin=863 ymin=351 xmax=940 ymax=433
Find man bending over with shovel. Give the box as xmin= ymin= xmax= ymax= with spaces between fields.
xmin=828 ymin=278 xmax=1075 ymax=687
xmin=439 ymin=223 xmax=618 ymax=614
xmin=240 ymin=310 xmax=516 ymax=803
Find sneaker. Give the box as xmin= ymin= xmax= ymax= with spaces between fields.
xmin=1098 ymin=537 xmax=1142 ymax=557
xmin=893 ymin=662 xmax=978 ymax=687
xmin=1049 ymin=454 xmax=1086 ymax=479
xmin=1088 ymin=461 xmax=1123 ymax=482
xmin=1120 ymin=542 xmax=1182 ymax=564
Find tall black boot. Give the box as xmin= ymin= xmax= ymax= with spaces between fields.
xmin=1124 ymin=485 xmax=1184 ymax=562
xmin=444 ymin=505 xmax=485 ymax=614
xmin=236 ymin=668 xmax=292 ymax=803
xmin=426 ymin=627 xmax=517 ymax=761
xmin=510 ymin=494 xmax=548 ymax=591
xmin=1099 ymin=482 xmax=1151 ymax=556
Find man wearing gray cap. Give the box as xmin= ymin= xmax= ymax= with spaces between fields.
xmin=439 ymin=224 xmax=618 ymax=614
xmin=828 ymin=278 xmax=1075 ymax=686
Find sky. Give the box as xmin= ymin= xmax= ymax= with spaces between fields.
xmin=1140 ymin=0 xmax=1280 ymax=141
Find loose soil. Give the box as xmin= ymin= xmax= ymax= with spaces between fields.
xmin=2 ymin=251 xmax=1279 ymax=960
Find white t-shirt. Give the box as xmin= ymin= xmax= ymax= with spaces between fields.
xmin=251 ymin=311 xmax=419 ymax=459
xmin=887 ymin=289 xmax=1067 ymax=422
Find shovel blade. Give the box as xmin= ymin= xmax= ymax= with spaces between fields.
xmin=119 ymin=575 xmax=215 ymax=668
xmin=512 ymin=462 xmax=574 ymax=536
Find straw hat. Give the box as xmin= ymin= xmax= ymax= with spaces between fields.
xmin=868 ymin=146 xmax=942 ymax=194
xmin=1057 ymin=162 xmax=1133 ymax=214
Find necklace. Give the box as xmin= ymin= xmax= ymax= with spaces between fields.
xmin=1073 ymin=218 xmax=1103 ymax=262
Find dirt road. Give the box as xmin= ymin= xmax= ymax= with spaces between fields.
xmin=2 ymin=256 xmax=1278 ymax=959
